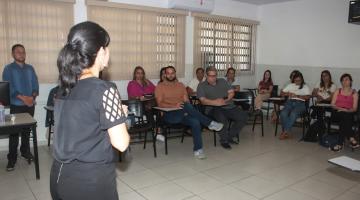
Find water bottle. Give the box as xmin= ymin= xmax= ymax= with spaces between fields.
xmin=0 ymin=105 xmax=5 ymax=123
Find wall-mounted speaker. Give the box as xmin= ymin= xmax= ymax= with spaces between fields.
xmin=349 ymin=1 xmax=360 ymax=24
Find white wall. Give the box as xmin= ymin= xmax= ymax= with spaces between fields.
xmin=255 ymin=0 xmax=360 ymax=92
xmin=257 ymin=0 xmax=360 ymax=68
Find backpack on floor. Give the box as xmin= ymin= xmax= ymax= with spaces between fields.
xmin=319 ymin=133 xmax=339 ymax=148
xmin=304 ymin=120 xmax=325 ymax=142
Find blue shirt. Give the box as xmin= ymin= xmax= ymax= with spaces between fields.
xmin=2 ymin=62 xmax=39 ymax=106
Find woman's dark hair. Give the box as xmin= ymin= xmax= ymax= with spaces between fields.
xmin=292 ymin=71 xmax=305 ymax=89
xmin=226 ymin=67 xmax=236 ymax=77
xmin=133 ymin=66 xmax=148 ymax=86
xmin=196 ymin=67 xmax=204 ymax=74
xmin=289 ymin=70 xmax=300 ymax=82
xmin=159 ymin=67 xmax=167 ymax=82
xmin=340 ymin=73 xmax=353 ymax=87
xmin=320 ymin=70 xmax=333 ymax=88
xmin=57 ymin=21 xmax=110 ymax=96
xmin=262 ymin=70 xmax=272 ymax=83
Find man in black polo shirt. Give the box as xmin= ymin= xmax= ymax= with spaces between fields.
xmin=197 ymin=67 xmax=248 ymax=149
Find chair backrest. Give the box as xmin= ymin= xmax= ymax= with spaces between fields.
xmin=123 ymin=99 xmax=144 ymax=118
xmin=271 ymin=85 xmax=279 ymax=97
xmin=234 ymin=91 xmax=254 ymax=110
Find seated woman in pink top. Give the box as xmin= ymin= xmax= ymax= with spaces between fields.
xmin=127 ymin=66 xmax=156 ymax=99
xmin=330 ymin=73 xmax=359 ymax=151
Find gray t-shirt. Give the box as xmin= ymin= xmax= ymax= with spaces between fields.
xmin=197 ymin=78 xmax=236 ymax=110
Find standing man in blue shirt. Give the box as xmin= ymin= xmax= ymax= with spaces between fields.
xmin=2 ymin=44 xmax=39 ymax=171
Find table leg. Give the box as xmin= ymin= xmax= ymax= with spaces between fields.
xmin=32 ymin=124 xmax=40 ymax=179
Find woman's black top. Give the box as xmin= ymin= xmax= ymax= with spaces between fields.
xmin=53 ymin=77 xmax=126 ymax=164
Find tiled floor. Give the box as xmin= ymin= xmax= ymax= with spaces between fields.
xmin=1 ymin=121 xmax=360 ymax=200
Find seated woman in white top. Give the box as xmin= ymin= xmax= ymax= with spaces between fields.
xmin=279 ymin=71 xmax=311 ymax=140
xmin=186 ymin=67 xmax=205 ymax=95
xmin=225 ymin=67 xmax=241 ymax=92
xmin=312 ymin=70 xmax=336 ymax=104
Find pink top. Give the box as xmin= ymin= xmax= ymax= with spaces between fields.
xmin=127 ymin=80 xmax=156 ymax=98
xmin=335 ymin=89 xmax=354 ymax=109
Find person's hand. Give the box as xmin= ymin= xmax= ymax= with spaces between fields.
xmin=288 ymin=93 xmax=296 ymax=98
xmin=121 ymin=104 xmax=128 ymax=117
xmin=175 ymin=102 xmax=184 ymax=108
xmin=23 ymin=96 xmax=34 ymax=107
xmin=214 ymin=98 xmax=226 ymax=106
xmin=139 ymin=96 xmax=145 ymax=101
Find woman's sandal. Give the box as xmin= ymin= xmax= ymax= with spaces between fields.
xmin=329 ymin=145 xmax=342 ymax=152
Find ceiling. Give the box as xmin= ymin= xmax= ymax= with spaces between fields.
xmin=232 ymin=0 xmax=300 ymax=5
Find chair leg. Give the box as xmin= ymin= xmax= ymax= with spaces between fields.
xmin=181 ymin=129 xmax=185 ymax=143
xmin=275 ymin=116 xmax=279 ymax=136
xmin=47 ymin=125 xmax=52 ymax=147
xmin=213 ymin=131 xmax=216 ymax=146
xmin=152 ymin=130 xmax=157 ymax=157
xmin=261 ymin=114 xmax=264 ymax=137
xmin=165 ymin=127 xmax=168 ymax=155
xmin=252 ymin=114 xmax=257 ymax=131
xmin=143 ymin=131 xmax=147 ymax=149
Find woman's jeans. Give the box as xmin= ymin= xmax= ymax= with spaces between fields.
xmin=280 ymin=100 xmax=306 ymax=132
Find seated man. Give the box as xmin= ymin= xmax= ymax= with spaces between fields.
xmin=186 ymin=67 xmax=205 ymax=95
xmin=155 ymin=66 xmax=224 ymax=159
xmin=197 ymin=67 xmax=248 ymax=149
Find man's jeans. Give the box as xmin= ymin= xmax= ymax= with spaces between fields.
xmin=164 ymin=102 xmax=212 ymax=151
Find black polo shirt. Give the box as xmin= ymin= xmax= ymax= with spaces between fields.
xmin=53 ymin=77 xmax=126 ymax=164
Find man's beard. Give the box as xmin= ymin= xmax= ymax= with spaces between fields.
xmin=165 ymin=76 xmax=176 ymax=82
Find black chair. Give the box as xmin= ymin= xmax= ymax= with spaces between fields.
xmin=123 ymin=99 xmax=157 ymax=157
xmin=44 ymin=86 xmax=58 ymax=146
xmin=235 ymin=91 xmax=264 ymax=137
xmin=274 ymin=99 xmax=310 ymax=139
xmin=262 ymin=85 xmax=279 ymax=120
xmin=44 ymin=106 xmax=54 ymax=147
xmin=153 ymin=107 xmax=190 ymax=155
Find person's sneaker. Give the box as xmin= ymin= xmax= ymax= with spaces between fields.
xmin=21 ymin=152 xmax=34 ymax=161
xmin=228 ymin=139 xmax=239 ymax=145
xmin=156 ymin=134 xmax=165 ymax=142
xmin=221 ymin=143 xmax=232 ymax=150
xmin=194 ymin=149 xmax=206 ymax=159
xmin=6 ymin=160 xmax=16 ymax=171
xmin=208 ymin=121 xmax=224 ymax=131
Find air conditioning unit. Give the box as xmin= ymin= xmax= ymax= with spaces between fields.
xmin=168 ymin=0 xmax=214 ymax=13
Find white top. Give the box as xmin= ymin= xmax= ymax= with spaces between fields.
xmin=283 ymin=83 xmax=311 ymax=101
xmin=314 ymin=82 xmax=336 ymax=100
xmin=225 ymin=77 xmax=241 ymax=87
xmin=187 ymin=77 xmax=205 ymax=92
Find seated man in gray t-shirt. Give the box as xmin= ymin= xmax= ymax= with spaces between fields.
xmin=197 ymin=67 xmax=248 ymax=149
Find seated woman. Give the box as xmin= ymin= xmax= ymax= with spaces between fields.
xmin=312 ymin=70 xmax=336 ymax=104
xmin=279 ymin=71 xmax=311 ymax=140
xmin=272 ymin=70 xmax=299 ymax=122
xmin=330 ymin=73 xmax=359 ymax=151
xmin=255 ymin=70 xmax=273 ymax=111
xmin=127 ymin=66 xmax=156 ymax=99
xmin=225 ymin=67 xmax=240 ymax=92
xmin=311 ymin=70 xmax=336 ymax=121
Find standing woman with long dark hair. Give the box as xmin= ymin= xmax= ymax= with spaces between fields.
xmin=50 ymin=21 xmax=130 ymax=200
